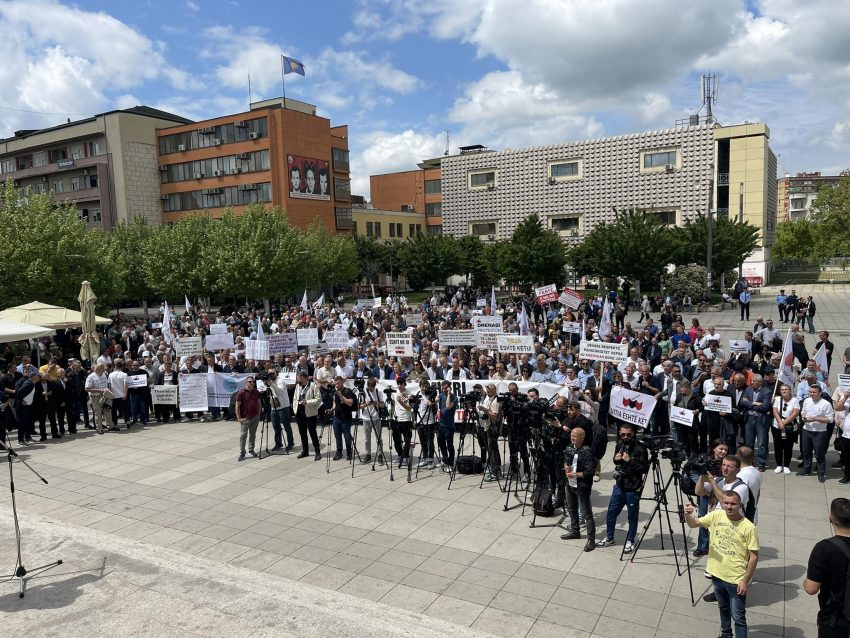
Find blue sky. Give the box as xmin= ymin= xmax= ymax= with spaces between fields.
xmin=2 ymin=0 xmax=849 ymax=197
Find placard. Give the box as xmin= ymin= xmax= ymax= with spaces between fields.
xmin=127 ymin=374 xmax=148 ymax=388
xmin=496 ymin=334 xmax=534 ymax=354
xmin=209 ymin=324 xmax=228 ymax=335
xmin=839 ymin=374 xmax=850 ymax=392
xmin=475 ymin=332 xmax=499 ymax=350
xmin=245 ymin=339 xmax=270 ymax=361
xmin=324 ymin=330 xmax=349 ymax=351
xmin=670 ymin=406 xmax=695 ymax=427
xmin=535 ymin=284 xmax=558 ymax=304
xmin=387 ymin=332 xmax=414 ymax=357
xmin=178 ymin=374 xmax=208 ymax=412
xmin=355 ymin=298 xmax=373 ymax=309
xmin=404 ymin=313 xmax=422 ymax=326
xmin=269 ymin=332 xmax=298 ymax=355
xmin=373 ymin=297 xmax=382 ymax=308
xmin=151 ymin=385 xmax=177 ymax=405
xmin=559 ymin=287 xmax=583 ymax=309
xmin=297 ymin=328 xmax=319 ymax=347
xmin=279 ymin=368 xmax=297 ymax=384
xmin=150 ymin=322 xmax=163 ymax=329
xmin=205 ymin=333 xmax=235 ymax=351
xmin=310 ymin=342 xmax=329 ymax=356
xmin=562 ymin=321 xmax=583 ymax=334
xmin=174 ymin=336 xmax=202 ymax=357
xmin=728 ymin=339 xmax=750 ymax=354
xmin=438 ymin=329 xmax=477 ymax=347
xmin=578 ymin=340 xmax=628 ymax=364
xmin=608 ymin=385 xmax=657 ymax=429
xmin=206 ymin=372 xmax=252 ymax=408
xmin=472 ymin=316 xmax=502 ymax=333
xmin=476 ymin=298 xmax=487 ymax=308
xmin=703 ymin=393 xmax=733 ymax=413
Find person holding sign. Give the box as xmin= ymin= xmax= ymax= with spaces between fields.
xmin=235 ymin=378 xmax=262 ymax=462
xmin=672 ymin=380 xmax=701 ymax=455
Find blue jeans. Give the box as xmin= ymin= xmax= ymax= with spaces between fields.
xmin=806 ymin=316 xmax=815 ymax=333
xmin=697 ymin=495 xmax=710 ymax=552
xmin=604 ymin=484 xmax=641 ymax=542
xmin=744 ymin=416 xmax=769 ymax=467
xmin=712 ymin=577 xmax=747 ymax=637
xmin=270 ymin=407 xmax=293 ymax=449
xmin=332 ymin=415 xmax=352 ymax=456
xmin=130 ymin=394 xmax=148 ymax=423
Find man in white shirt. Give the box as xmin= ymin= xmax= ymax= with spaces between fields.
xmin=736 ymin=447 xmax=762 ymax=524
xmin=797 ymin=384 xmax=835 ymax=482
xmin=107 ymin=359 xmax=129 ymax=431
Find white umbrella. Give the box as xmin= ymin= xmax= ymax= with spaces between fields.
xmin=0 ymin=319 xmax=55 ymax=344
xmin=78 ymin=281 xmax=100 ymax=362
xmin=0 ymin=301 xmax=111 ymax=329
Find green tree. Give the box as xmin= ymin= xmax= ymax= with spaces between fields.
xmin=662 ymin=263 xmax=707 ymax=299
xmin=353 ymin=234 xmax=387 ymax=285
xmin=108 ymin=215 xmax=156 ymax=309
xmin=303 ymin=221 xmax=357 ymax=291
xmin=456 ymin=235 xmax=503 ymax=289
xmin=500 ymin=214 xmax=567 ymax=291
xmin=809 ymin=176 xmax=850 ymax=259
xmin=670 ymin=214 xmax=760 ymax=284
xmin=398 ymin=233 xmax=462 ymax=290
xmin=144 ymin=213 xmax=218 ymax=299
xmin=772 ymin=219 xmax=817 ymax=265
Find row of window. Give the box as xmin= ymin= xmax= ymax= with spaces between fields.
xmin=159 ymin=118 xmax=268 ymax=154
xmin=1 ymin=141 xmax=102 ymax=173
xmin=360 ymin=221 xmax=423 ymax=239
xmin=160 ymin=150 xmax=270 ymax=183
xmin=79 ymin=207 xmax=102 ymax=223
xmin=19 ymin=173 xmax=99 ymax=195
xmin=468 ymin=210 xmax=679 ymax=239
xmin=162 ymin=183 xmax=272 ymax=212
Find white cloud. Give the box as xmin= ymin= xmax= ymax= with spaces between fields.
xmin=350 ymin=129 xmax=446 ymax=198
xmin=342 ymin=0 xmax=483 ymax=44
xmin=312 ymin=48 xmax=420 ymax=94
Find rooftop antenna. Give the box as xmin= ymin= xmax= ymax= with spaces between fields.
xmin=700 ymin=73 xmax=718 ymax=124
xmin=444 ymin=130 xmax=449 ymax=157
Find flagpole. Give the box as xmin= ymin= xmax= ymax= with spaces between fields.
xmin=281 ymin=55 xmax=286 ymax=106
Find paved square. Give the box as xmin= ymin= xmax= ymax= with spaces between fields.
xmin=2 ymin=284 xmax=848 ymax=637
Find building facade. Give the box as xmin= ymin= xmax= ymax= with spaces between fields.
xmin=156 ymin=97 xmax=352 ymax=232
xmin=776 ymin=171 xmax=847 ymax=222
xmin=370 ymin=156 xmax=446 ymax=235
xmin=0 ymin=106 xmax=191 ymax=229
xmin=351 ymin=206 xmax=425 ymax=241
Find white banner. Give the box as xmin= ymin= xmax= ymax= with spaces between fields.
xmin=297 ymin=328 xmax=319 ymax=347
xmin=438 ymin=329 xmax=477 ymax=347
xmin=562 ymin=321 xmax=583 ymax=334
xmin=475 ymin=332 xmax=499 ymax=350
xmin=579 ymin=340 xmax=628 ymax=364
xmin=206 ymin=372 xmax=253 ymax=408
xmin=245 ymin=339 xmax=270 ymax=361
xmin=404 ymin=313 xmax=422 ymax=326
xmin=311 ymin=342 xmax=329 ymax=356
xmin=496 ymin=334 xmax=534 ymax=354
xmin=728 ymin=339 xmax=749 ymax=354
xmin=476 ymin=298 xmax=487 ymax=308
xmin=209 ymin=324 xmax=228 ymax=334
xmin=670 ymin=406 xmax=695 ymax=427
xmin=150 ymin=322 xmax=163 ymax=329
xmin=839 ymin=374 xmax=850 ymax=392
xmin=559 ymin=287 xmax=583 ymax=309
xmin=269 ymin=332 xmax=298 ymax=355
xmin=535 ymin=284 xmax=558 ymax=304
xmin=703 ymin=393 xmax=733 ymax=413
xmin=179 ymin=374 xmax=209 ymax=412
xmin=151 ymin=385 xmax=177 ymax=405
xmin=205 ymin=333 xmax=234 ymax=351
xmin=126 ymin=374 xmax=148 ymax=388
xmin=324 ymin=330 xmax=349 ymax=351
xmin=609 ymin=385 xmax=657 ymax=429
xmin=373 ymin=297 xmax=382 ymax=308
xmin=472 ymin=316 xmax=502 ymax=333
xmin=174 ymin=336 xmax=203 ymax=358
xmin=387 ymin=332 xmax=413 ymax=357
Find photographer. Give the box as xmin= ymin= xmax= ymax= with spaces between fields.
xmin=331 ymin=376 xmax=356 ymax=461
xmin=560 ymin=427 xmax=597 ymax=552
xmin=391 ymin=376 xmax=413 ymax=468
xmin=477 ymin=383 xmax=502 ymax=482
xmin=413 ymin=379 xmax=437 ymax=469
xmin=436 ymin=381 xmax=456 ymax=473
xmin=359 ymin=377 xmax=385 ymax=464
xmin=294 ymin=371 xmax=322 ymax=460
xmin=267 ymin=368 xmax=293 ymax=452
xmin=505 ymin=382 xmax=532 ymax=482
xmin=596 ymin=423 xmax=649 ymax=553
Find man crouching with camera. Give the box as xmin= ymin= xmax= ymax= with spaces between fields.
xmin=560 ymin=427 xmax=597 ymax=552
xmin=596 ymin=423 xmax=649 ymax=553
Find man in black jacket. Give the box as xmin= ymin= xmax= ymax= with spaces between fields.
xmin=596 ymin=423 xmax=649 ymax=553
xmin=560 ymin=427 xmax=598 ymax=552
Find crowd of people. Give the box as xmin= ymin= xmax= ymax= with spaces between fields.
xmin=0 ymin=284 xmax=846 ymax=637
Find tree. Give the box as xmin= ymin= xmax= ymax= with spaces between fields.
xmin=500 ymin=214 xmax=567 ymax=291
xmin=809 ymin=176 xmax=850 ymax=259
xmin=662 ymin=263 xmax=707 ymax=299
xmin=144 ymin=213 xmax=218 ymax=299
xmin=353 ymin=234 xmax=386 ymax=285
xmin=108 ymin=216 xmax=156 ymax=310
xmin=772 ymin=219 xmax=817 ymax=265
xmin=456 ymin=235 xmax=503 ymax=289
xmin=398 ymin=233 xmax=462 ymax=290
xmin=670 ymin=214 xmax=760 ymax=285
xmin=303 ymin=221 xmax=357 ymax=292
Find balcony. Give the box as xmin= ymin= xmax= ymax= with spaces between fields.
xmin=56 ymin=187 xmax=101 ymax=203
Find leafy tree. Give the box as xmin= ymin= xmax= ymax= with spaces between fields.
xmin=353 ymin=234 xmax=386 ymax=284
xmin=670 ymin=214 xmax=759 ymax=284
xmin=303 ymin=221 xmax=357 ymax=291
xmin=456 ymin=235 xmax=503 ymax=289
xmin=108 ymin=216 xmax=156 ymax=309
xmin=772 ymin=219 xmax=817 ymax=265
xmin=500 ymin=214 xmax=567 ymax=291
xmin=144 ymin=213 xmax=218 ymax=299
xmin=662 ymin=263 xmax=707 ymax=299
xmin=398 ymin=233 xmax=462 ymax=290
xmin=809 ymin=176 xmax=850 ymax=259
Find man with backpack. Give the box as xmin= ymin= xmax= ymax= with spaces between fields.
xmin=805 ymin=497 xmax=850 ymax=637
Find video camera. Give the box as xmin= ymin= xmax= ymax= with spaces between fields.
xmin=461 ymin=389 xmax=481 ymax=406
xmin=684 ymin=454 xmax=722 ymax=477
xmin=353 ymin=378 xmax=365 ymax=391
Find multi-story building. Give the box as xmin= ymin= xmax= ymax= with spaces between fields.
xmin=351 ymin=206 xmax=425 ymax=241
xmin=0 ymin=106 xmax=191 ymax=229
xmin=777 ymin=171 xmax=847 ymax=222
xmin=156 ymin=97 xmax=352 ymax=232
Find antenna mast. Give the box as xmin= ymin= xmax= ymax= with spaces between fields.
xmin=701 ymin=73 xmax=718 ymax=124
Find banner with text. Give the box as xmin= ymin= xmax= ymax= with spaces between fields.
xmin=670 ymin=406 xmax=695 ymax=427
xmin=387 ymin=332 xmax=414 ymax=357
xmin=245 ymin=339 xmax=269 ymax=361
xmin=562 ymin=321 xmax=583 ymax=335
xmin=297 ymin=328 xmax=319 ymax=347
xmin=728 ymin=340 xmax=750 ymax=354
xmin=403 ymin=313 xmax=423 ymax=326
xmin=206 ymin=372 xmax=254 ymax=408
xmin=205 ymin=333 xmax=234 ymax=351
xmin=535 ymin=284 xmax=558 ymax=304
xmin=438 ymin=329 xmax=477 ymax=347
xmin=209 ymin=324 xmax=228 ymax=335
xmin=179 ymin=374 xmax=209 ymax=412
xmin=703 ymin=394 xmax=733 ymax=413
xmin=472 ymin=316 xmax=502 ymax=333
xmin=609 ymin=385 xmax=657 ymax=429
xmin=269 ymin=332 xmax=298 ymax=355
xmin=174 ymin=336 xmax=202 ymax=358
xmin=578 ymin=340 xmax=628 ymax=363
xmin=151 ymin=385 xmax=177 ymax=405
xmin=496 ymin=334 xmax=535 ymax=354
xmin=559 ymin=288 xmax=583 ymax=309
xmin=324 ymin=329 xmax=349 ymax=351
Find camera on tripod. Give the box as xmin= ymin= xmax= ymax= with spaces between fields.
xmin=408 ymin=394 xmax=422 ymax=409
xmin=383 ymin=387 xmax=395 ymax=397
xmin=461 ymin=389 xmax=481 ymax=407
xmin=684 ymin=454 xmax=722 ymax=476
xmin=353 ymin=378 xmax=365 ymax=390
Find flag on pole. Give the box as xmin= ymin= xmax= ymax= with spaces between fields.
xmin=778 ymin=326 xmax=795 ymax=389
xmin=813 ymin=344 xmax=829 ymax=384
xmin=256 ymin=318 xmax=265 ymax=342
xmin=300 ymin=290 xmax=309 ymax=312
xmin=518 ymin=302 xmax=530 ymax=336
xmin=281 ymin=55 xmax=305 ymax=76
xmin=162 ymin=301 xmax=173 ymax=345
xmin=184 ymin=295 xmax=191 ymax=315
xmin=490 ymin=286 xmax=497 ymax=314
xmin=312 ymin=293 xmax=325 ymax=309
xmin=598 ymin=295 xmax=612 ymax=338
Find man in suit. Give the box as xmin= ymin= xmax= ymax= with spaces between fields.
xmin=370 ymin=354 xmax=393 ymax=380
xmin=743 ymin=374 xmax=773 ymax=471
xmin=13 ymin=370 xmax=39 ymax=445
xmin=726 ymin=373 xmax=753 ymax=453
xmin=51 ymin=368 xmax=72 ymax=435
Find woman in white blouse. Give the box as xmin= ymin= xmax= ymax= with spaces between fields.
xmin=771 ymin=383 xmax=800 ymax=474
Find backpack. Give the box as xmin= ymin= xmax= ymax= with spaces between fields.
xmin=827 ymin=537 xmax=850 ymax=624
xmin=728 ymin=478 xmax=756 ymax=523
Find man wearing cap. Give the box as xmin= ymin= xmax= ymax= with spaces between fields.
xmin=775 ymin=290 xmax=787 ymax=323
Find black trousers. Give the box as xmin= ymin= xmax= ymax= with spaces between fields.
xmin=566 ymin=485 xmax=595 ymax=538
xmin=508 ymin=436 xmax=530 ymax=476
xmin=155 ymin=404 xmax=180 ymax=422
xmin=35 ymin=406 xmax=58 ymax=438
xmin=772 ymin=427 xmax=797 ymax=468
xmin=391 ymin=419 xmax=412 ymax=459
xmin=486 ymin=427 xmax=502 ymax=476
xmin=417 ymin=422 xmax=436 ymax=460
xmin=296 ymin=409 xmax=321 ymax=454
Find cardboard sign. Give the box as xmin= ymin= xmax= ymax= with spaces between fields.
xmin=839 ymin=374 xmax=850 ymax=392
xmin=535 ymin=284 xmax=558 ymax=304
xmin=559 ymin=287 xmax=583 ymax=309
xmin=324 ymin=330 xmax=349 ymax=351
xmin=728 ymin=339 xmax=750 ymax=354
xmin=670 ymin=406 xmax=695 ymax=427
xmin=404 ymin=313 xmax=422 ymax=327
xmin=279 ymin=368 xmax=297 ymax=384
xmin=205 ymin=333 xmax=234 ymax=351
xmin=496 ymin=334 xmax=534 ymax=354
xmin=269 ymin=332 xmax=298 ymax=355
xmin=373 ymin=297 xmax=382 ymax=308
xmin=578 ymin=340 xmax=628 ymax=364
xmin=476 ymin=298 xmax=487 ymax=308
xmin=703 ymin=394 xmax=733 ymax=413
xmin=609 ymin=385 xmax=657 ymax=429
xmin=174 ymin=336 xmax=202 ymax=358
xmin=562 ymin=321 xmax=583 ymax=334
xmin=472 ymin=316 xmax=502 ymax=333
xmin=209 ymin=324 xmax=228 ymax=334
xmin=310 ymin=342 xmax=329 ymax=356
xmin=245 ymin=339 xmax=270 ymax=361
xmin=150 ymin=322 xmax=163 ymax=329
xmin=178 ymin=374 xmax=208 ymax=412
xmin=355 ymin=298 xmax=373 ymax=309
xmin=126 ymin=374 xmax=148 ymax=388
xmin=475 ymin=332 xmax=499 ymax=350
xmin=387 ymin=332 xmax=413 ymax=357
xmin=297 ymin=328 xmax=319 ymax=347
xmin=151 ymin=384 xmax=177 ymax=405
xmin=438 ymin=329 xmax=477 ymax=347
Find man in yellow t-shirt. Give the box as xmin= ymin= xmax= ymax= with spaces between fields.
xmin=685 ymin=491 xmax=759 ymax=638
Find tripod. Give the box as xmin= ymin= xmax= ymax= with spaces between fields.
xmin=626 ymin=454 xmax=696 ymax=605
xmin=257 ymin=405 xmax=272 ymax=460
xmin=448 ymin=404 xmax=480 ymax=490
xmin=1 ymin=432 xmax=63 ymax=597
xmin=503 ymin=420 xmax=531 ymax=511
xmin=412 ymin=397 xmax=437 ymax=480
xmin=526 ymin=439 xmax=567 ymax=529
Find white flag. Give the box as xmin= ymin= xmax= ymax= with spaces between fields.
xmin=518 ymin=302 xmax=530 ymax=336
xmin=778 ymin=326 xmax=795 ymax=389
xmin=184 ymin=295 xmax=191 ymax=315
xmin=256 ymin=318 xmax=265 ymax=342
xmin=598 ymin=296 xmax=612 ymax=338
xmin=312 ymin=293 xmax=325 ymax=309
xmin=490 ymin=286 xmax=497 ymax=313
xmin=814 ymin=344 xmax=829 ymax=384
xmin=162 ymin=301 xmax=173 ymax=345
xmin=300 ymin=290 xmax=309 ymax=312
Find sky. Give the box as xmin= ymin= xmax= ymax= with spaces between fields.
xmin=1 ymin=0 xmax=849 ymax=198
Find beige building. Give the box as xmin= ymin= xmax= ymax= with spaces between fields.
xmin=776 ymin=171 xmax=848 ymax=222
xmin=0 ymin=106 xmax=191 ymax=229
xmin=351 ymin=206 xmax=425 ymax=241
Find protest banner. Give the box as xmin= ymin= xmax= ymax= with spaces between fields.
xmin=496 ymin=334 xmax=534 ymax=354
xmin=297 ymin=328 xmax=319 ymax=347
xmin=562 ymin=321 xmax=583 ymax=334
xmin=558 ymin=287 xmax=583 ymax=309
xmin=245 ymin=338 xmax=269 ymax=361
xmin=206 ymin=372 xmax=253 ymax=408
xmin=387 ymin=332 xmax=413 ymax=357
xmin=839 ymin=374 xmax=850 ymax=392
xmin=472 ymin=316 xmax=502 ymax=333
xmin=324 ymin=329 xmax=349 ymax=351
xmin=578 ymin=340 xmax=628 ymax=363
xmin=205 ymin=332 xmax=234 ymax=351
xmin=127 ymin=374 xmax=148 ymax=389
xmin=174 ymin=336 xmax=202 ymax=358
xmin=535 ymin=284 xmax=558 ymax=304
xmin=476 ymin=298 xmax=487 ymax=308
xmin=355 ymin=298 xmax=373 ymax=309
xmin=269 ymin=332 xmax=298 ymax=355
xmin=279 ymin=368 xmax=298 ymax=384
xmin=150 ymin=322 xmax=162 ymax=329
xmin=311 ymin=342 xmax=329 ymax=356
xmin=373 ymin=297 xmax=382 ymax=308
xmin=703 ymin=394 xmax=733 ymax=413
xmin=670 ymin=406 xmax=695 ymax=427
xmin=475 ymin=332 xmax=500 ymax=350
xmin=438 ymin=330 xmax=477 ymax=347
xmin=209 ymin=324 xmax=228 ymax=335
xmin=179 ymin=374 xmax=209 ymax=412
xmin=609 ymin=385 xmax=657 ymax=429
xmin=728 ymin=339 xmax=749 ymax=354
xmin=151 ymin=385 xmax=177 ymax=406
xmin=403 ymin=313 xmax=422 ymax=326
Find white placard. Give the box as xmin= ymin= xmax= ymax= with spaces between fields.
xmin=174 ymin=336 xmax=203 ymax=358
xmin=728 ymin=339 xmax=749 ymax=354
xmin=496 ymin=334 xmax=534 ymax=354
xmin=535 ymin=284 xmax=558 ymax=304
xmin=438 ymin=329 xmax=477 ymax=347
xmin=206 ymin=372 xmax=253 ymax=408
xmin=310 ymin=342 xmax=329 ymax=356
xmin=245 ymin=339 xmax=270 ymax=361
xmin=839 ymin=374 xmax=850 ymax=392
xmin=703 ymin=393 xmax=733 ymax=413
xmin=269 ymin=332 xmax=298 ymax=355
xmin=297 ymin=328 xmax=319 ymax=347
xmin=355 ymin=298 xmax=373 ymax=309
xmin=126 ymin=373 xmax=148 ymax=388
xmin=670 ymin=406 xmax=695 ymax=427
xmin=387 ymin=332 xmax=414 ymax=357
xmin=475 ymin=332 xmax=499 ymax=350
xmin=179 ymin=374 xmax=209 ymax=412
xmin=205 ymin=333 xmax=235 ymax=351
xmin=209 ymin=324 xmax=228 ymax=334
xmin=150 ymin=322 xmax=163 ymax=329
xmin=559 ymin=287 xmax=583 ymax=309
xmin=373 ymin=297 xmax=382 ymax=308
xmin=472 ymin=316 xmax=502 ymax=333
xmin=578 ymin=340 xmax=629 ymax=364
xmin=404 ymin=313 xmax=422 ymax=326
xmin=324 ymin=330 xmax=349 ymax=351
xmin=279 ymin=369 xmax=297 ymax=384
xmin=562 ymin=321 xmax=583 ymax=334
xmin=476 ymin=298 xmax=487 ymax=308
xmin=608 ymin=385 xmax=657 ymax=429
xmin=151 ymin=385 xmax=177 ymax=405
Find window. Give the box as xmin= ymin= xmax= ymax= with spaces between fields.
xmin=0 ymin=159 xmax=14 ymax=173
xmin=424 ymin=179 xmax=441 ymax=194
xmin=551 ymin=216 xmax=583 ymax=234
xmin=69 ymin=144 xmax=83 ymax=160
xmin=160 ymin=151 xmax=270 ymax=183
xmin=162 ymin=182 xmax=272 ymax=212
xmin=70 ymin=177 xmax=81 ymax=191
xmin=428 ymin=225 xmax=442 ymax=235
xmin=649 ymin=210 xmax=678 ymax=226
xmin=425 ymin=202 xmax=442 ymax=217
xmin=641 ymin=148 xmax=679 ymax=170
xmin=470 ymin=221 xmax=497 ymax=237
xmin=158 ymin=118 xmax=267 ymax=154
xmin=32 ymin=152 xmax=47 ymax=168
xmin=548 ymin=160 xmax=583 ymax=181
xmin=17 ymin=155 xmax=33 ymax=170
xmin=49 ymin=149 xmax=67 ymax=164
xmin=32 ymin=182 xmax=47 ymax=194
xmin=374 ymin=222 xmax=382 ymax=238
xmin=352 ymin=221 xmax=358 ymax=235
xmin=52 ymin=181 xmax=65 ymax=194
xmin=389 ymin=223 xmax=396 ymax=238
xmin=468 ymin=170 xmax=497 ymax=190
xmin=86 ymin=141 xmax=100 ymax=157
xmin=90 ymin=208 xmax=102 ymax=222
xmin=334 ymin=178 xmax=351 ymax=200
xmin=89 ymin=174 xmax=98 ymax=188
xmin=335 ymin=207 xmax=353 ymax=230
xmin=790 ymin=198 xmax=806 ymax=210
xmin=396 ymin=223 xmax=402 ymax=237
xmin=332 ymin=148 xmax=350 ymax=171
xmin=409 ymin=224 xmax=417 ymax=237
xmin=366 ymin=221 xmax=374 ymax=237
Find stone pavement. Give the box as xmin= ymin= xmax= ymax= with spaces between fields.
xmin=1 ymin=284 xmax=847 ymax=637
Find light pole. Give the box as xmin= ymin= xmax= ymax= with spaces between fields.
xmin=706 ymin=162 xmax=715 ymax=300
